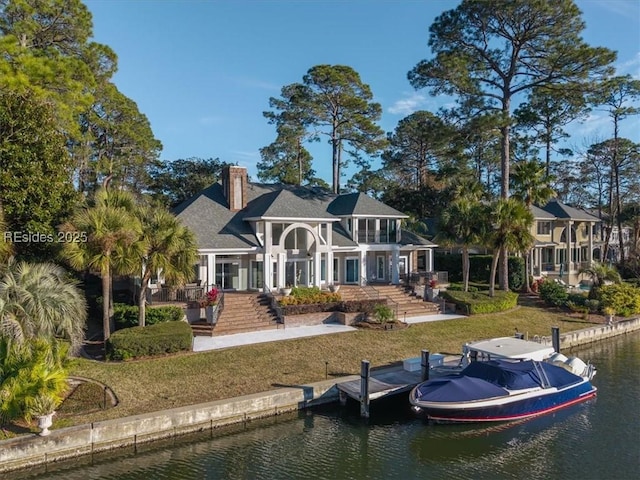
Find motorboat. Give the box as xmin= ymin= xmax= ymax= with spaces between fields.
xmin=410 ymin=340 xmax=597 ymax=423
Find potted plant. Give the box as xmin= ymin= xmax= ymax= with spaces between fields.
xmin=426 ymin=279 xmax=440 ymax=301
xmin=603 ymin=306 xmax=615 ymax=325
xmin=281 ymin=284 xmax=292 ymax=296
xmin=328 ymin=284 xmax=340 ymax=293
xmin=32 ymin=394 xmax=58 ymax=436
xmin=200 ymin=287 xmax=219 ymax=323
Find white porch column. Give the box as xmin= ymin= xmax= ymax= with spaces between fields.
xmin=360 ymin=250 xmax=367 ymax=285
xmin=313 ymin=252 xmax=322 ymax=287
xmin=427 ymin=249 xmax=434 ymax=273
xmin=391 ymin=249 xmax=400 ymax=285
xmin=262 ymin=254 xmax=272 ymax=293
xmin=588 ymin=223 xmax=594 ymax=265
xmin=278 ymin=253 xmax=286 ymax=289
xmin=566 ymin=220 xmax=573 ymax=272
xmin=206 ymin=254 xmax=215 ymax=289
xmin=327 ymin=251 xmax=335 ymax=284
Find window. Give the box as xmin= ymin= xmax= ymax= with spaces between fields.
xmin=537 ymin=221 xmax=551 ymax=235
xmin=272 ymin=223 xmax=283 ymax=245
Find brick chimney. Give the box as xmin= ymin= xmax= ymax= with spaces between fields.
xmin=222 ymin=166 xmax=248 ymax=212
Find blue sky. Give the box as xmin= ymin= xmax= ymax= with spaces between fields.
xmin=84 ymin=0 xmax=640 ymax=184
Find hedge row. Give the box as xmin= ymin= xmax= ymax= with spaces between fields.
xmin=114 ymin=304 xmax=184 ymax=329
xmin=279 ymin=299 xmax=386 ymax=316
xmin=440 ymin=290 xmax=519 ymax=315
xmin=107 ymin=321 xmax=192 ymax=361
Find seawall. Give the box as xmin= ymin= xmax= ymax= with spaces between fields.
xmin=1 ymin=317 xmax=639 ymax=473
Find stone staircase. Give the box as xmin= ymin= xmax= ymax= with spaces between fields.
xmin=339 ymin=284 xmax=440 ymax=319
xmin=191 ymin=292 xmax=279 ymax=337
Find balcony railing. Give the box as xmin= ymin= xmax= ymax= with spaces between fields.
xmin=146 ymin=283 xmax=215 ymax=305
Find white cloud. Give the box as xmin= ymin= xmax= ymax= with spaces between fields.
xmin=617 ymin=51 xmax=640 ymax=79
xmin=387 ymin=93 xmax=428 ymax=115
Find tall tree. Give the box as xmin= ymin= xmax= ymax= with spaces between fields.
xmin=408 ymin=0 xmax=615 ymax=290
xmin=513 ymin=86 xmax=586 ymax=176
xmin=510 ymin=159 xmax=555 ymax=292
xmin=382 ymin=111 xmax=456 ymax=189
xmin=77 ymin=82 xmax=162 ymax=193
xmin=0 ymin=205 xmax=12 ymax=263
xmin=486 ymin=198 xmax=534 ymax=296
xmin=147 ymin=157 xmax=232 ymax=208
xmin=136 ymin=207 xmax=198 ymax=327
xmin=0 ymin=89 xmax=79 ymax=260
xmin=436 ymin=190 xmax=488 ymax=292
xmin=60 ymin=188 xmax=143 ymax=343
xmin=593 ymin=76 xmax=640 ymax=267
xmin=260 ymin=83 xmax=316 ymax=186
xmin=264 ymin=65 xmax=387 ymax=193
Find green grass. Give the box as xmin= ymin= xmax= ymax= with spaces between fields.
xmin=67 ymin=304 xmax=596 ymax=426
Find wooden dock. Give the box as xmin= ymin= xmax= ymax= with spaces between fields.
xmin=336 ymin=352 xmax=442 ymax=418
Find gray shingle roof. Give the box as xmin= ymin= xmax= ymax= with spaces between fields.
xmin=328 ymin=192 xmax=408 ymax=217
xmin=243 ymin=187 xmax=337 ymax=220
xmin=174 ymin=182 xmax=412 ymax=250
xmin=540 ymin=199 xmax=600 ymax=222
xmin=400 ymin=230 xmax=436 ymax=246
xmin=173 ymin=184 xmax=259 ymax=250
xmin=530 ymin=204 xmax=556 ymax=220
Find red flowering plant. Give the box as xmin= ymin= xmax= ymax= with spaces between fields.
xmin=428 ymin=279 xmax=438 ymax=289
xmin=199 ymin=287 xmax=219 ymax=307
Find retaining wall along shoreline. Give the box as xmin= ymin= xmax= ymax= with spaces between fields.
xmin=1 ymin=317 xmax=639 ymax=474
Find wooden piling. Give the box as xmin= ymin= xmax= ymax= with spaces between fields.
xmin=421 ymin=350 xmax=430 ymax=381
xmin=552 ymin=326 xmax=560 ymax=353
xmin=360 ymin=360 xmax=370 ymax=418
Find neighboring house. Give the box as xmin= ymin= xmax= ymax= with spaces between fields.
xmin=171 ymin=166 xmax=437 ymax=292
xmin=529 ymin=199 xmax=602 ymax=285
xmin=430 ymin=199 xmax=603 ymax=287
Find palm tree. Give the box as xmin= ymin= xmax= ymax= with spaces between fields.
xmin=510 ymin=160 xmax=556 ymax=292
xmin=0 ymin=259 xmax=87 ymax=351
xmin=579 ymin=262 xmax=622 ymax=299
xmin=0 ymin=338 xmax=71 ymax=424
xmin=60 ymin=188 xmax=143 ymax=342
xmin=136 ymin=206 xmax=198 ymax=326
xmin=486 ymin=199 xmax=534 ymax=297
xmin=436 ymin=198 xmax=488 ymax=292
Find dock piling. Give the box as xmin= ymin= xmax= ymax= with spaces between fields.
xmin=421 ymin=350 xmax=430 ymax=381
xmin=552 ymin=326 xmax=560 ymax=353
xmin=360 ymin=360 xmax=370 ymax=418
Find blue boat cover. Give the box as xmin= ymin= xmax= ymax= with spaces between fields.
xmin=462 ymin=359 xmax=583 ymax=390
xmin=414 ymin=375 xmax=509 ymax=402
xmin=414 ymin=360 xmax=584 ymax=403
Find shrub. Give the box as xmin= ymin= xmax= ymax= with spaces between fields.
xmin=114 ymin=304 xmax=184 ymax=329
xmin=439 ymin=290 xmax=518 ymax=315
xmin=279 ymin=286 xmax=341 ymax=306
xmin=372 ymin=304 xmax=395 ymax=323
xmin=107 ymin=321 xmax=192 ymax=360
xmin=598 ymin=283 xmax=640 ymax=318
xmin=538 ymin=280 xmax=569 ymax=307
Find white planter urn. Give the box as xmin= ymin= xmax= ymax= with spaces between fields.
xmin=37 ymin=412 xmax=54 ymax=436
xmin=281 ymin=287 xmax=292 ymax=297
xmin=205 ymin=305 xmax=218 ymax=324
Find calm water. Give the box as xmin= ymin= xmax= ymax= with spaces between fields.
xmin=11 ymin=332 xmax=640 ymax=480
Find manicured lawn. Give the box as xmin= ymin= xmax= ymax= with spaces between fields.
xmin=64 ymin=304 xmax=597 ymax=427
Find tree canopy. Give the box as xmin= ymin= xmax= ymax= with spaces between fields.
xmin=263 ymin=65 xmax=387 ymax=193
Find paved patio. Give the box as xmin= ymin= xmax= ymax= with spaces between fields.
xmin=192 ymin=313 xmax=465 ymax=351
